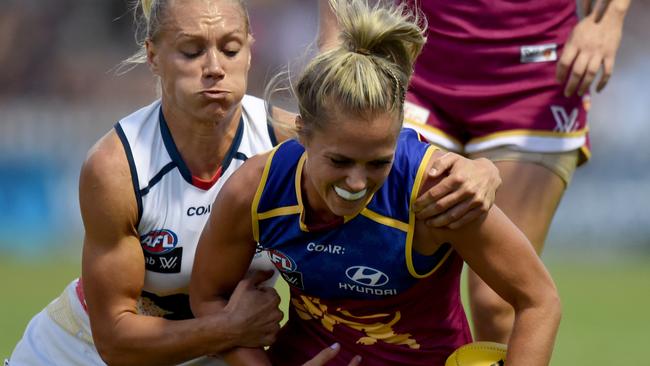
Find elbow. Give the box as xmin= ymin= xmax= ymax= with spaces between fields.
xmin=94 ymin=338 xmax=130 ymax=366
xmin=545 ymin=287 xmax=562 ymax=326
xmin=93 ymin=331 xmax=141 ymax=366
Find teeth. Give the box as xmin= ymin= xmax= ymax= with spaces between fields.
xmin=334 ymin=186 xmax=367 ymax=201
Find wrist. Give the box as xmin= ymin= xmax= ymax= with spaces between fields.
xmin=203 ymin=311 xmax=241 ymax=354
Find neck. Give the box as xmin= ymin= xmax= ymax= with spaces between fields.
xmin=162 ymin=103 xmax=242 ymax=180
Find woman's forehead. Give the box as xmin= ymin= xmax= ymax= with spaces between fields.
xmin=162 ymin=0 xmax=247 ymax=34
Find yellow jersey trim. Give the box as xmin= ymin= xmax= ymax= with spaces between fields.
xmin=405 ymin=146 xmax=453 ymax=278
xmin=258 ymin=206 xmax=302 ymax=220
xmin=360 ymin=209 xmax=409 ymax=232
xmin=467 ymin=127 xmax=588 ymax=145
xmin=251 ymin=143 xmax=282 ymax=242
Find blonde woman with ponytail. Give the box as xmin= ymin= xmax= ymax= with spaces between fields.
xmin=321 ymin=0 xmax=631 ymax=350
xmin=8 ymin=0 xmax=502 ymax=365
xmin=192 ymin=1 xmax=560 ymax=365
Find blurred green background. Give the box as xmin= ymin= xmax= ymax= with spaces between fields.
xmin=2 ymin=252 xmax=649 ymax=364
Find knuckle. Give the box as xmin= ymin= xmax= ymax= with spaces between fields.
xmin=571 ymin=68 xmax=583 ymax=77
xmin=434 ymin=202 xmax=446 ymax=211
xmin=449 ymin=175 xmax=463 ymax=187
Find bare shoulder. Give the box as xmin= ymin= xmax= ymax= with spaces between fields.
xmin=217 ymin=152 xmax=271 ymax=209
xmin=269 ymin=106 xmax=296 ymax=143
xmin=79 ymin=130 xmax=138 ymax=239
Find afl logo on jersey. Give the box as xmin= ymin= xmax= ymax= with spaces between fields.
xmin=268 ymin=250 xmax=297 ymax=272
xmin=345 ymin=266 xmax=389 ymax=287
xmin=140 ymin=229 xmax=178 ymax=254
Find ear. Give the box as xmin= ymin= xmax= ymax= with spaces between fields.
xmin=246 ymin=34 xmax=254 ymax=70
xmin=145 ymin=39 xmax=160 ymax=75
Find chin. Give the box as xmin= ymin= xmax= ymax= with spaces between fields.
xmin=329 ymin=200 xmax=364 ymax=218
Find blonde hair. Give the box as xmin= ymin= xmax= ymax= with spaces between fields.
xmin=118 ymin=0 xmax=251 ymax=73
xmin=295 ymin=0 xmax=426 ymax=137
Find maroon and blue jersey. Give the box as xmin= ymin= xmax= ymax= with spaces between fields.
xmin=253 ymin=129 xmax=472 ymax=365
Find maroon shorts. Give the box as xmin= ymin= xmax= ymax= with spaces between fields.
xmin=403 ymin=0 xmax=591 ymax=164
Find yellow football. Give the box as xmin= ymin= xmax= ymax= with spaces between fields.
xmin=445 ymin=341 xmax=507 ymax=366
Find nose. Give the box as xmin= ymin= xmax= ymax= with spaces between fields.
xmin=202 ymin=48 xmax=225 ymax=79
xmin=344 ymin=168 xmax=367 ymax=192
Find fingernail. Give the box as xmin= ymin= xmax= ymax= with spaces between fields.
xmin=430 ymin=168 xmax=438 ymax=175
xmin=330 ymin=342 xmax=340 ymax=350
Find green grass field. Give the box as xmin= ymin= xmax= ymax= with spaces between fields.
xmin=2 ymin=253 xmax=649 ymax=365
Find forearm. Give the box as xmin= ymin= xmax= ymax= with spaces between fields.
xmin=93 ymin=311 xmax=237 ymax=366
xmin=507 ymin=297 xmax=562 ymax=366
xmin=318 ymin=0 xmax=340 ymax=50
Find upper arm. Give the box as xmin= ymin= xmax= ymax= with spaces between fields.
xmin=414 ymin=154 xmax=555 ymax=307
xmin=79 ymin=131 xmax=144 ymax=341
xmin=318 ymin=0 xmax=340 ymax=50
xmin=443 ymin=208 xmax=553 ymax=307
xmin=190 ymin=153 xmax=267 ymax=315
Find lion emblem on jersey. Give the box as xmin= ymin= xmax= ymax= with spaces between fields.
xmin=291 ymin=294 xmax=420 ymax=349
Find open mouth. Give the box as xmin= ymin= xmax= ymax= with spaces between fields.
xmin=334 ymin=186 xmax=367 ymax=201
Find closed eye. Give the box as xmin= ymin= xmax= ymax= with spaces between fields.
xmin=369 ymin=160 xmax=392 ymax=168
xmin=181 ymin=49 xmax=204 ymax=58
xmin=329 ymin=157 xmax=352 ymax=167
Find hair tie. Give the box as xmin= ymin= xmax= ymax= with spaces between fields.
xmin=355 ymin=47 xmax=371 ymax=56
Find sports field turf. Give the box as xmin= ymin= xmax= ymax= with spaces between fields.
xmin=2 ymin=252 xmax=649 ymax=365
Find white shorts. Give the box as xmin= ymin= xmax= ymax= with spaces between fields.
xmin=7 ymin=280 xmax=227 ymax=366
xmin=8 ymin=304 xmax=105 ymax=366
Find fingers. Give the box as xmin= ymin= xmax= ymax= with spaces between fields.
xmin=303 ymin=343 xmax=341 ymax=366
xmin=427 ymin=152 xmax=458 ymax=178
xmin=596 ymin=57 xmax=614 ymax=92
xmin=577 ymin=56 xmax=602 ymax=96
xmin=413 ymin=175 xmax=459 ymax=215
xmin=563 ymin=49 xmax=588 ymax=97
xmin=446 ymin=207 xmax=488 ymax=230
xmin=303 ymin=343 xmax=362 ymax=366
xmin=415 ymin=183 xmax=467 ymax=221
xmin=348 ymin=356 xmax=363 ymax=366
xmin=592 ymin=0 xmax=608 ymax=22
xmin=580 ymin=0 xmax=592 ymax=16
xmin=423 ymin=192 xmax=482 ymax=228
xmin=556 ymin=42 xmax=577 ymax=86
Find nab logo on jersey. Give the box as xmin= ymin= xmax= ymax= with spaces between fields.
xmin=268 ymin=250 xmax=297 ymax=272
xmin=141 ymin=229 xmax=183 ymax=274
xmin=345 ymin=266 xmax=389 ymax=287
xmin=140 ymin=229 xmax=178 ymax=254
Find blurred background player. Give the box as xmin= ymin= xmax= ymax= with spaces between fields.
xmin=319 ymin=0 xmax=630 ymax=342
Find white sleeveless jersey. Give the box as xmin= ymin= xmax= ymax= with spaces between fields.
xmin=115 ymin=95 xmax=278 ymax=318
